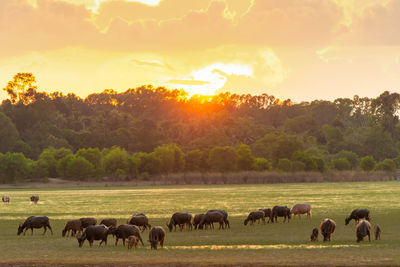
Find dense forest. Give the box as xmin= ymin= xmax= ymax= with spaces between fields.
xmin=1 ymin=73 xmax=400 ymax=183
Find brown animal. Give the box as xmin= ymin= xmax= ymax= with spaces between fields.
xmin=290 ymin=203 xmax=312 ymax=219
xmin=199 ymin=211 xmax=225 ymax=230
xmin=77 ymin=225 xmax=112 ymax=247
xmin=62 ymin=219 xmax=83 ymax=237
xmin=148 ymin=226 xmax=166 ymax=249
xmin=166 ymin=212 xmax=192 ymax=232
xmin=2 ymin=196 xmax=10 ymax=203
xmin=79 ymin=217 xmax=97 ymax=228
xmin=30 ymin=195 xmax=39 ymax=204
xmin=109 ymin=224 xmax=144 ymax=247
xmin=244 ymin=211 xmax=265 ymax=226
xmin=127 ymin=215 xmax=151 ymax=232
xmin=259 ymin=209 xmax=272 ymax=223
xmin=17 ymin=216 xmax=53 ymax=235
xmin=127 ymin=235 xmax=139 ymax=249
xmin=320 ymin=218 xmax=336 ymax=242
xmin=207 ymin=209 xmax=230 ymax=228
xmin=100 ymin=218 xmax=117 ymax=228
xmin=356 ymin=220 xmax=371 ymax=243
xmin=374 ymin=224 xmax=381 ymax=240
xmin=193 ymin=214 xmax=205 ymax=230
xmin=345 ymin=209 xmax=370 ymax=225
xmin=310 ymin=228 xmax=318 ymax=241
xmin=271 ymin=206 xmax=291 ymax=223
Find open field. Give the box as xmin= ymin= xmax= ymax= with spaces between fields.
xmin=0 ymin=182 xmax=400 ymax=266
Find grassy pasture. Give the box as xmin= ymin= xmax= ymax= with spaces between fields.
xmin=0 ymin=182 xmax=399 ymax=266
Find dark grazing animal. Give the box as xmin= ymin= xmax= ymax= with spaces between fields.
xmin=199 ymin=211 xmax=225 ymax=230
xmin=374 ymin=224 xmax=381 ymax=240
xmin=259 ymin=208 xmax=272 ymax=223
xmin=290 ymin=203 xmax=312 ymax=219
xmin=30 ymin=195 xmax=39 ymax=204
xmin=244 ymin=211 xmax=265 ymax=226
xmin=193 ymin=214 xmax=205 ymax=230
xmin=271 ymin=206 xmax=291 ymax=223
xmin=356 ymin=220 xmax=371 ymax=243
xmin=345 ymin=209 xmax=370 ymax=225
xmin=310 ymin=228 xmax=318 ymax=241
xmin=166 ymin=212 xmax=192 ymax=232
xmin=127 ymin=235 xmax=138 ymax=249
xmin=17 ymin=216 xmax=53 ymax=235
xmin=2 ymin=196 xmax=10 ymax=203
xmin=207 ymin=209 xmax=230 ymax=228
xmin=77 ymin=225 xmax=112 ymax=247
xmin=320 ymin=218 xmax=336 ymax=242
xmin=127 ymin=215 xmax=151 ymax=232
xmin=109 ymin=224 xmax=144 ymax=247
xmin=148 ymin=226 xmax=166 ymax=249
xmin=100 ymin=218 xmax=118 ymax=228
xmin=62 ymin=219 xmax=83 ymax=237
xmin=133 ymin=213 xmax=146 ymax=216
xmin=80 ymin=217 xmax=97 ymax=228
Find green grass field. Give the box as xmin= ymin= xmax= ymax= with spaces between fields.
xmin=0 ymin=182 xmax=399 ymax=266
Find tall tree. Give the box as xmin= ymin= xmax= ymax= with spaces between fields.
xmin=3 ymin=73 xmax=38 ymax=104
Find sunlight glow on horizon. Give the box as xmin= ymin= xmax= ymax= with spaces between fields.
xmin=168 ymin=63 xmax=253 ymax=96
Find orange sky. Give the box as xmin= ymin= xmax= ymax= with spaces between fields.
xmin=1 ymin=0 xmax=399 ymax=102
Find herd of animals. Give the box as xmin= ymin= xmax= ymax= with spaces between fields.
xmin=2 ymin=195 xmax=382 ymax=249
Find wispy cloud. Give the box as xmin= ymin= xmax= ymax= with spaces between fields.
xmin=131 ymin=59 xmax=174 ymax=70
xmin=167 ymin=79 xmax=211 ymax=86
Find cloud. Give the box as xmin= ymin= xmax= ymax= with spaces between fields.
xmin=0 ymin=0 xmax=97 ymax=56
xmin=93 ymin=0 xmax=214 ymax=30
xmin=167 ymin=79 xmax=211 ymax=86
xmin=237 ymin=0 xmax=345 ymax=46
xmin=100 ymin=1 xmax=235 ymax=51
xmin=0 ymin=0 xmax=349 ymax=56
xmin=342 ymin=0 xmax=400 ymax=45
xmin=131 ymin=59 xmax=174 ymax=70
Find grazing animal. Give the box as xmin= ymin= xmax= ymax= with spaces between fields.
xmin=271 ymin=206 xmax=291 ymax=223
xmin=345 ymin=209 xmax=370 ymax=225
xmin=259 ymin=209 xmax=272 ymax=223
xmin=244 ymin=211 xmax=265 ymax=226
xmin=207 ymin=209 xmax=230 ymax=228
xmin=109 ymin=224 xmax=144 ymax=247
xmin=356 ymin=220 xmax=371 ymax=243
xmin=199 ymin=211 xmax=225 ymax=230
xmin=133 ymin=213 xmax=146 ymax=216
xmin=17 ymin=216 xmax=53 ymax=236
xmin=127 ymin=235 xmax=139 ymax=249
xmin=80 ymin=217 xmax=97 ymax=228
xmin=62 ymin=219 xmax=83 ymax=237
xmin=2 ymin=196 xmax=10 ymax=203
xmin=148 ymin=226 xmax=166 ymax=250
xmin=193 ymin=214 xmax=205 ymax=230
xmin=100 ymin=218 xmax=117 ymax=228
xmin=166 ymin=212 xmax=192 ymax=232
xmin=310 ymin=228 xmax=318 ymax=241
xmin=374 ymin=224 xmax=381 ymax=240
xmin=127 ymin=215 xmax=151 ymax=232
xmin=290 ymin=203 xmax=312 ymax=219
xmin=77 ymin=225 xmax=112 ymax=247
xmin=30 ymin=195 xmax=39 ymax=204
xmin=320 ymin=218 xmax=336 ymax=242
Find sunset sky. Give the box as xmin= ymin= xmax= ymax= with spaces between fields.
xmin=1 ymin=0 xmax=399 ymax=102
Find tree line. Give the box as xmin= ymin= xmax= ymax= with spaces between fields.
xmin=0 ymin=73 xmax=399 ymax=183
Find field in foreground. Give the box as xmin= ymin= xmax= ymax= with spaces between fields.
xmin=0 ymin=182 xmax=399 ymax=266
